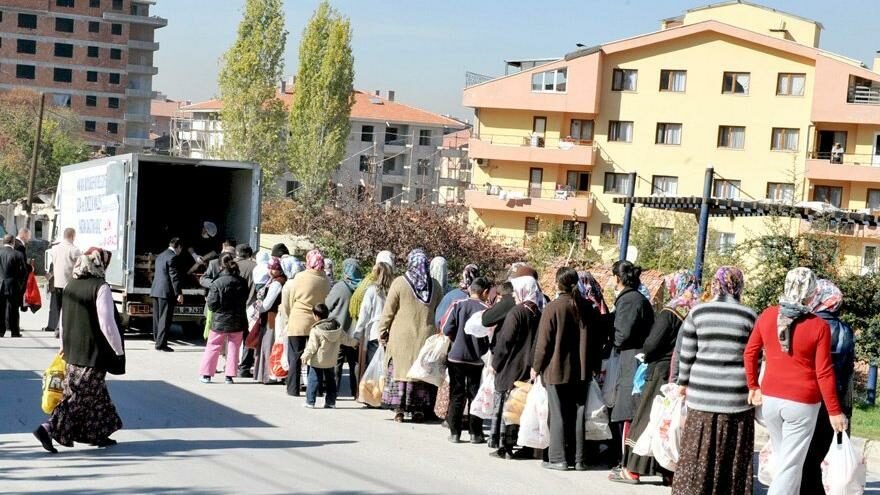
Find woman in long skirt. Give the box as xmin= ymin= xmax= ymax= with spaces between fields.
xmin=253 ymin=258 xmax=288 ymax=383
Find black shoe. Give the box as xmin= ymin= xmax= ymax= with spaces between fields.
xmin=42 ymin=327 xmax=54 ymax=333
xmin=489 ymin=448 xmax=510 ymax=459
xmin=470 ymin=434 xmax=486 ymax=445
xmin=33 ymin=426 xmax=57 ymax=454
xmin=510 ymin=447 xmax=534 ymax=460
xmin=448 ymin=434 xmax=461 ymax=444
xmin=93 ymin=437 xmax=117 ymax=448
xmin=238 ymin=369 xmax=253 ymax=378
xmin=225 ymin=377 xmax=234 ymax=384
xmin=488 ymin=439 xmax=499 ymax=449
xmin=10 ymin=333 xmax=21 ymax=338
xmin=542 ymin=461 xmax=570 ymax=471
xmin=157 ymin=346 xmax=174 ymax=352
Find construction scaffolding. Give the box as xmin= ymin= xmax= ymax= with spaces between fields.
xmin=170 ymin=111 xmax=224 ymax=159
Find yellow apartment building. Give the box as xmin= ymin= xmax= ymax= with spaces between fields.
xmin=462 ymin=1 xmax=880 ymax=273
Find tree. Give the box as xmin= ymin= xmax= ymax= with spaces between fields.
xmin=288 ymin=1 xmax=355 ymax=199
xmin=218 ymin=0 xmax=289 ymax=193
xmin=0 ymin=90 xmax=90 ymax=202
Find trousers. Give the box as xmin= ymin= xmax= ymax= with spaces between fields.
xmin=286 ymin=336 xmax=308 ymax=396
xmin=47 ymin=288 xmax=63 ymax=331
xmin=761 ymin=395 xmax=821 ymax=495
xmin=0 ymin=292 xmax=21 ymax=336
xmin=546 ymin=381 xmax=588 ymax=466
xmin=199 ymin=331 xmax=243 ymax=378
xmin=152 ymin=297 xmax=175 ymax=348
xmin=307 ymin=367 xmax=337 ymax=406
xmin=336 ymin=344 xmax=359 ymax=397
xmin=447 ymin=362 xmax=484 ymax=437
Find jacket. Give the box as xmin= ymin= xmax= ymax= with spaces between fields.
xmin=379 ymin=276 xmax=442 ymax=381
xmin=442 ymin=298 xmax=489 ymax=365
xmin=326 ymin=281 xmax=355 ymax=332
xmin=817 ymin=310 xmax=855 ymax=415
xmin=150 ymin=248 xmax=181 ymax=299
xmin=301 ymin=319 xmax=359 ymax=368
xmin=51 ymin=240 xmax=81 ymax=290
xmin=532 ymin=293 xmax=602 ymax=385
xmin=0 ymin=245 xmax=26 ymax=297
xmin=613 ymin=288 xmax=654 ymax=351
xmin=353 ymin=284 xmax=386 ymax=342
xmin=281 ymin=269 xmax=331 ymax=337
xmin=206 ymin=272 xmax=248 ymax=332
xmin=236 ymin=257 xmax=257 ymax=304
xmin=492 ymin=303 xmax=540 ymax=391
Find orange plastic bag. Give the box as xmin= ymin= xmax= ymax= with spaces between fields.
xmin=24 ymin=272 xmax=41 ymax=312
xmin=269 ymin=342 xmax=288 ymax=379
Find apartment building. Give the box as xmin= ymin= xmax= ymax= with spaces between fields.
xmin=172 ymin=89 xmax=466 ymax=205
xmin=0 ymin=0 xmax=166 ymax=152
xmin=462 ymin=0 xmax=880 ymax=272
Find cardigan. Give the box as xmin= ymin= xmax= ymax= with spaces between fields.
xmin=492 ymin=303 xmax=540 ymax=392
xmin=532 ymin=293 xmax=602 ymax=385
xmin=379 ymin=276 xmax=442 ymax=381
xmin=281 ymin=269 xmax=331 ymax=337
xmin=353 ymin=284 xmax=386 ymax=342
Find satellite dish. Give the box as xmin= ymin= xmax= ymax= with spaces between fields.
xmin=626 ymin=246 xmax=639 ymax=262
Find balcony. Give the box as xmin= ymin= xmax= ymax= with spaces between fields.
xmin=128 ymin=39 xmax=160 ymax=51
xmin=103 ymin=12 xmax=169 ymax=27
xmin=806 ymin=151 xmax=880 ymax=183
xmin=465 ymin=187 xmax=593 ymax=217
xmin=127 ymin=64 xmax=159 ymax=75
xmin=469 ymin=135 xmax=596 ymax=166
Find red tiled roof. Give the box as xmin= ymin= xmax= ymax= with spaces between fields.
xmin=150 ymin=99 xmax=184 ymax=117
xmin=179 ymin=99 xmax=222 ymax=112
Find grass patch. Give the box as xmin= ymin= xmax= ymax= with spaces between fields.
xmin=852 ymin=401 xmax=880 ymax=440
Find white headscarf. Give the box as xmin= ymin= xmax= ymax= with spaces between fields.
xmin=376 ymin=250 xmax=394 ymax=269
xmin=430 ymin=256 xmax=448 ymax=291
xmin=252 ymin=251 xmax=271 ymax=285
xmin=511 ymin=276 xmax=540 ymax=306
xmin=281 ymin=256 xmax=304 ymax=279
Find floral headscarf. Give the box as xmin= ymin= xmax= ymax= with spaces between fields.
xmin=459 ymin=264 xmax=480 ymax=291
xmin=280 ymin=256 xmax=304 ymax=279
xmin=711 ymin=266 xmax=745 ymax=301
xmin=306 ymin=249 xmax=325 ymax=271
xmin=511 ymin=276 xmax=540 ymax=306
xmin=811 ymin=279 xmax=843 ymax=315
xmin=577 ymin=271 xmax=608 ymax=314
xmin=405 ymin=249 xmax=433 ymax=305
xmin=665 ymin=270 xmax=700 ymax=319
xmin=430 ymin=257 xmax=448 ymax=291
xmin=73 ymin=247 xmax=112 ymax=279
xmin=252 ymin=251 xmax=271 ymax=285
xmin=342 ymin=258 xmax=363 ymax=292
xmin=778 ymin=267 xmax=818 ymax=354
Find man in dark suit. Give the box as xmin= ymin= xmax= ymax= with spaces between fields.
xmin=151 ymin=237 xmax=183 ymax=352
xmin=0 ymin=234 xmax=27 ymax=337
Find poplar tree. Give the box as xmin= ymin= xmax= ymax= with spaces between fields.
xmin=218 ymin=0 xmax=288 ymax=193
xmin=288 ymin=1 xmax=355 ymax=199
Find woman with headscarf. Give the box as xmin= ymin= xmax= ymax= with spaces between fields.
xmin=489 ymin=276 xmax=542 ymax=460
xmin=349 ymin=251 xmax=394 ymax=325
xmin=800 ymin=279 xmax=855 ymax=494
xmin=35 ymin=248 xmax=124 ymax=453
xmin=614 ymin=270 xmax=699 ymax=485
xmin=435 ymin=264 xmax=480 ymax=328
xmin=430 ymin=256 xmax=449 ymax=294
xmin=578 ymin=271 xmax=609 ymax=315
xmin=378 ymin=249 xmax=442 ymax=423
xmin=324 ymin=258 xmax=336 ymax=284
xmin=326 ymin=259 xmax=363 ymax=397
xmin=672 ymin=267 xmax=757 ymax=495
xmin=253 ymin=257 xmax=289 ymax=384
xmin=353 ymin=262 xmax=394 ymax=371
xmin=744 ymin=268 xmax=846 ymax=495
xmin=280 ymin=249 xmax=331 ymax=396
xmin=251 ymin=251 xmax=271 ymax=294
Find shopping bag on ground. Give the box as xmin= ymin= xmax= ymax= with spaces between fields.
xmin=601 ymin=351 xmax=621 ymax=408
xmin=269 ymin=342 xmax=288 ymax=379
xmin=41 ymin=353 xmax=66 ymax=414
xmin=822 ymin=432 xmax=867 ymax=495
xmin=517 ymin=377 xmax=550 ymax=449
xmin=585 ymin=379 xmax=613 ymax=441
xmin=469 ymin=367 xmax=496 ymax=419
xmin=24 ymin=272 xmax=41 ymax=313
xmin=650 ymin=383 xmax=687 ymax=471
xmin=502 ymin=381 xmax=531 ymax=425
xmin=406 ymin=334 xmax=450 ymax=387
xmin=758 ymin=440 xmax=775 ymax=486
xmin=358 ymin=345 xmax=386 ymax=407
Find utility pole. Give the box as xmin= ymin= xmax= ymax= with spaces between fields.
xmin=25 ymin=92 xmax=46 ymax=221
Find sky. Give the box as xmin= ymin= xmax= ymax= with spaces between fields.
xmin=151 ymin=0 xmax=880 ymax=121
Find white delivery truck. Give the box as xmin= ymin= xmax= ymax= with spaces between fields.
xmin=52 ymin=154 xmax=261 ymax=332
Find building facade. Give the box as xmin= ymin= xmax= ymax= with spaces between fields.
xmin=0 ymin=0 xmax=165 ymax=152
xmin=463 ymin=1 xmax=880 ymax=272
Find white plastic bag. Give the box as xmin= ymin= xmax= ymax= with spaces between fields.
xmin=757 ymin=440 xmax=775 ymax=486
xmin=650 ymin=383 xmax=687 ymax=471
xmin=632 ymin=394 xmax=664 ymax=456
xmin=585 ymin=379 xmax=613 ymax=441
xmin=464 ymin=311 xmax=491 ymax=338
xmin=517 ymin=377 xmax=550 ymax=449
xmin=357 ymin=345 xmax=386 ymax=407
xmin=601 ymin=351 xmax=620 ymax=408
xmin=406 ymin=334 xmax=450 ymax=387
xmin=822 ymin=432 xmax=867 ymax=495
xmin=469 ymin=367 xmax=496 ymax=419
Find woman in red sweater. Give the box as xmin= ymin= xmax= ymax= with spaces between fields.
xmin=744 ymin=267 xmax=847 ymax=495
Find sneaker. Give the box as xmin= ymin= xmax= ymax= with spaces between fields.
xmin=200 ymin=376 xmax=211 ymax=384
xmin=324 ymin=404 xmax=336 ymax=409
xmin=224 ymin=377 xmax=234 ymax=384
xmin=303 ymin=403 xmax=316 ymax=409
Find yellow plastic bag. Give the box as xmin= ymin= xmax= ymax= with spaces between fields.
xmin=41 ymin=353 xmax=66 ymax=414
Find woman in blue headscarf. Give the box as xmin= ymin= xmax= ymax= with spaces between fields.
xmin=325 ymin=258 xmax=364 ymax=397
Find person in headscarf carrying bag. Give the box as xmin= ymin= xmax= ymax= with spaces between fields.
xmin=349 ymin=251 xmax=395 ymax=328
xmin=744 ymin=267 xmax=847 ymax=495
xmin=489 ymin=276 xmax=542 ymax=460
xmin=253 ymin=257 xmax=289 ymax=383
xmin=34 ymin=248 xmax=124 ymax=454
xmin=353 ymin=262 xmax=394 ymax=374
xmin=435 ymin=263 xmax=480 ymax=329
xmin=326 ymin=258 xmax=363 ymax=398
xmin=673 ymin=267 xmax=757 ymax=495
xmin=378 ymin=249 xmax=442 ymax=423
xmin=800 ymin=279 xmax=855 ymax=494
xmin=614 ymin=270 xmax=699 ymax=485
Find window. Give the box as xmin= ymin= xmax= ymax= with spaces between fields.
xmin=525 ymin=217 xmax=540 ymax=236
xmin=55 ymin=18 xmax=74 ymax=33
xmin=382 ymin=156 xmax=397 ymax=174
xmin=57 ymin=0 xmax=75 ymax=7
xmin=414 ymin=188 xmax=427 ymax=203
xmin=565 ymin=171 xmax=590 ymax=192
xmin=51 ymin=94 xmax=71 ymax=107
xmin=18 ymin=14 xmax=37 ymax=29
xmin=384 ymin=127 xmax=399 ymax=145
xmin=90 ymin=0 xmax=100 ymax=7
xmin=361 ymin=125 xmax=374 ymax=142
xmin=569 ymin=119 xmax=593 ymax=141
xmin=15 ymin=65 xmax=35 ymax=80
xmin=110 ymin=48 xmax=122 ymax=60
xmin=562 ymin=220 xmax=588 ymax=241
xmin=54 ymin=43 xmax=74 ymax=58
xmin=53 ymin=68 xmax=72 ymax=83
xmin=655 ymin=123 xmax=682 ymax=145
xmin=813 ymin=185 xmax=842 ymax=208
xmin=109 ymin=73 xmax=120 ymax=84
xmin=771 ymin=128 xmax=799 ymax=151
xmin=111 ymin=23 xmax=122 ymax=35
xmin=112 ymin=0 xmax=122 ymax=9
xmin=864 ymin=246 xmax=879 ymax=273
xmin=604 ymin=172 xmax=633 ymax=195
xmin=285 ymin=180 xmax=301 ymax=198
xmin=418 ymin=129 xmax=431 ymax=146
xmin=86 ymin=95 xmax=97 ymax=107
xmin=659 ymin=69 xmax=686 ymax=92
xmin=722 ymin=72 xmax=750 ymax=94
xmin=358 ymin=155 xmax=370 ymax=172
xmin=84 ymin=121 xmax=96 ymax=132
xmin=766 ymin=182 xmax=795 ymax=202
xmin=608 ymin=121 xmax=634 ymax=143
xmin=88 ymin=21 xmax=99 ymax=33
xmin=601 ymin=223 xmax=622 ymax=242
xmin=713 ymin=179 xmax=741 ymax=199
xmin=530 ymin=68 xmax=567 ymax=92
xmin=88 ymin=46 xmax=99 ymax=58
xmin=718 ymin=126 xmax=746 ymax=149
xmin=868 ymin=189 xmax=880 ymax=210
xmin=86 ymin=71 xmax=98 ymax=82
xmin=717 ymin=233 xmax=736 ymax=253
xmin=612 ymin=69 xmax=638 ymax=91
xmin=108 ymin=97 xmax=119 ymax=109
xmin=107 ymin=122 xmax=118 ymax=134
xmin=652 ymin=175 xmax=678 ymax=195
xmin=380 ymin=186 xmax=395 ymax=202
xmin=416 ymin=159 xmax=431 ymax=176
xmin=777 ymin=73 xmax=806 ymax=96
xmin=17 ymin=39 xmax=36 ymax=54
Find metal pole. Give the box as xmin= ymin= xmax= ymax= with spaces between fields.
xmin=694 ymin=166 xmax=715 ymax=284
xmin=618 ymin=171 xmax=637 ymax=261
xmin=25 ymin=92 xmax=46 ymax=219
xmin=868 ymin=365 xmax=877 ymax=405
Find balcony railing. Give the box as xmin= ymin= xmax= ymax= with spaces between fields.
xmin=808 ymin=151 xmax=880 ymax=167
xmin=465 ymin=186 xmax=593 ymax=217
xmin=476 ymin=133 xmax=593 ymax=149
xmin=847 ymin=85 xmax=880 ymax=105
xmin=465 ymin=71 xmax=495 ymax=88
